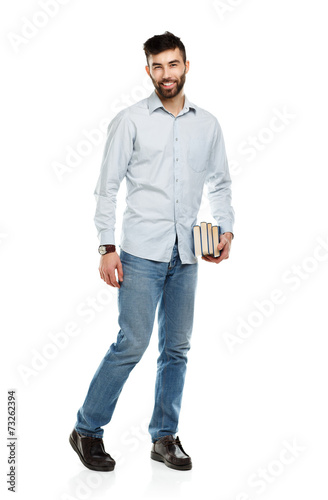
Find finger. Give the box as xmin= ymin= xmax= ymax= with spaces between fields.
xmin=202 ymin=252 xmax=226 ymax=264
xmin=100 ymin=269 xmax=109 ymax=285
xmin=217 ymin=237 xmax=229 ymax=252
xmin=217 ymin=241 xmax=225 ymax=251
xmin=217 ymin=249 xmax=230 ymax=263
xmin=117 ymin=261 xmax=123 ymax=282
xmin=109 ymin=270 xmax=119 ymax=288
xmin=104 ymin=273 xmax=113 ymax=286
xmin=107 ymin=275 xmax=116 ymax=287
xmin=99 ymin=266 xmax=115 ymax=287
xmin=202 ymin=255 xmax=219 ymax=264
xmin=100 ymin=268 xmax=113 ymax=286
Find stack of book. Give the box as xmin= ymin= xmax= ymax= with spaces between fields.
xmin=193 ymin=222 xmax=221 ymax=257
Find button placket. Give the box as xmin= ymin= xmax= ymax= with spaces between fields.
xmin=173 ymin=118 xmax=180 ymax=216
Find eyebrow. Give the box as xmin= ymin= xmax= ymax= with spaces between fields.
xmin=151 ymin=59 xmax=181 ymax=67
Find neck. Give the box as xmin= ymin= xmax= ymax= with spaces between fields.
xmin=155 ymin=90 xmax=185 ymax=117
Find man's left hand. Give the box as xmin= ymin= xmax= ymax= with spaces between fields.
xmin=201 ymin=232 xmax=233 ymax=264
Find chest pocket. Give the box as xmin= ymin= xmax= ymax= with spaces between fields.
xmin=187 ymin=138 xmax=211 ymax=172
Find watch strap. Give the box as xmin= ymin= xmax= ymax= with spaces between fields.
xmin=99 ymin=244 xmax=116 ymax=255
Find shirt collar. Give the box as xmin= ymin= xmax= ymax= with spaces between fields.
xmin=148 ymin=90 xmax=196 ymax=115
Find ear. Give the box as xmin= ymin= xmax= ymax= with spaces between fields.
xmin=145 ymin=65 xmax=150 ymax=76
xmin=185 ymin=60 xmax=190 ymax=74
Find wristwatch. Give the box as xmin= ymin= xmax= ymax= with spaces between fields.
xmin=98 ymin=244 xmax=116 ymax=255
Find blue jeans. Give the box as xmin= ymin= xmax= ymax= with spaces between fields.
xmin=75 ymin=239 xmax=198 ymax=442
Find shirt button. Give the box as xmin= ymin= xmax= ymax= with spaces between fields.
xmin=175 ymin=138 xmax=178 ymax=141
xmin=176 ymin=179 xmax=178 ymax=182
xmin=176 ymin=158 xmax=179 ymax=161
xmin=176 ymin=200 xmax=179 ymax=203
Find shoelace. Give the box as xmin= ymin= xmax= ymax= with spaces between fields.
xmin=161 ymin=436 xmax=182 ymax=448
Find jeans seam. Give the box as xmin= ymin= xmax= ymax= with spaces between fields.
xmin=160 ymin=280 xmax=169 ymax=437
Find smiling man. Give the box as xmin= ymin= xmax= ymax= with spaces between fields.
xmin=148 ymin=51 xmax=187 ymax=99
xmin=70 ymin=31 xmax=235 ymax=472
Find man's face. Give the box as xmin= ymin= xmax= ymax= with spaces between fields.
xmin=146 ymin=47 xmax=189 ymax=99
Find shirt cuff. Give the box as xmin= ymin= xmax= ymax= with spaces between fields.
xmin=220 ymin=222 xmax=234 ymax=239
xmin=98 ymin=230 xmax=115 ymax=246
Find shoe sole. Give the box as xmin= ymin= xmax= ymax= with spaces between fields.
xmin=151 ymin=451 xmax=192 ymax=471
xmin=69 ymin=433 xmax=115 ymax=472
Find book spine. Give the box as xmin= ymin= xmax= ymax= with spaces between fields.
xmin=200 ymin=221 xmax=208 ymax=255
xmin=193 ymin=225 xmax=201 ymax=257
xmin=218 ymin=226 xmax=221 ymax=257
xmin=207 ymin=223 xmax=213 ymax=255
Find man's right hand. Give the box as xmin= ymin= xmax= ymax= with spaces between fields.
xmin=98 ymin=251 xmax=123 ymax=288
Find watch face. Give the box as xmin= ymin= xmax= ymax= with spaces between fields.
xmin=99 ymin=246 xmax=106 ymax=255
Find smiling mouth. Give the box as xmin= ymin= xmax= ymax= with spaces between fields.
xmin=161 ymin=81 xmax=176 ymax=89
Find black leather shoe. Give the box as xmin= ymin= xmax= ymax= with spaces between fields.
xmin=69 ymin=428 xmax=115 ymax=471
xmin=151 ymin=435 xmax=192 ymax=470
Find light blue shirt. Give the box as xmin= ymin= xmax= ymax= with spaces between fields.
xmin=94 ymin=90 xmax=235 ymax=264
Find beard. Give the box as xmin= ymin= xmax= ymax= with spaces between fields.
xmin=150 ymin=70 xmax=186 ymax=99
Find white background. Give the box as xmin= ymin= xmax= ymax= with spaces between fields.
xmin=1 ymin=1 xmax=328 ymax=499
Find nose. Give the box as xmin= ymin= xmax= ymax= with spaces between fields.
xmin=162 ymin=67 xmax=172 ymax=80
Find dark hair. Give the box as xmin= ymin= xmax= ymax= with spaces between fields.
xmin=143 ymin=31 xmax=186 ymax=66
